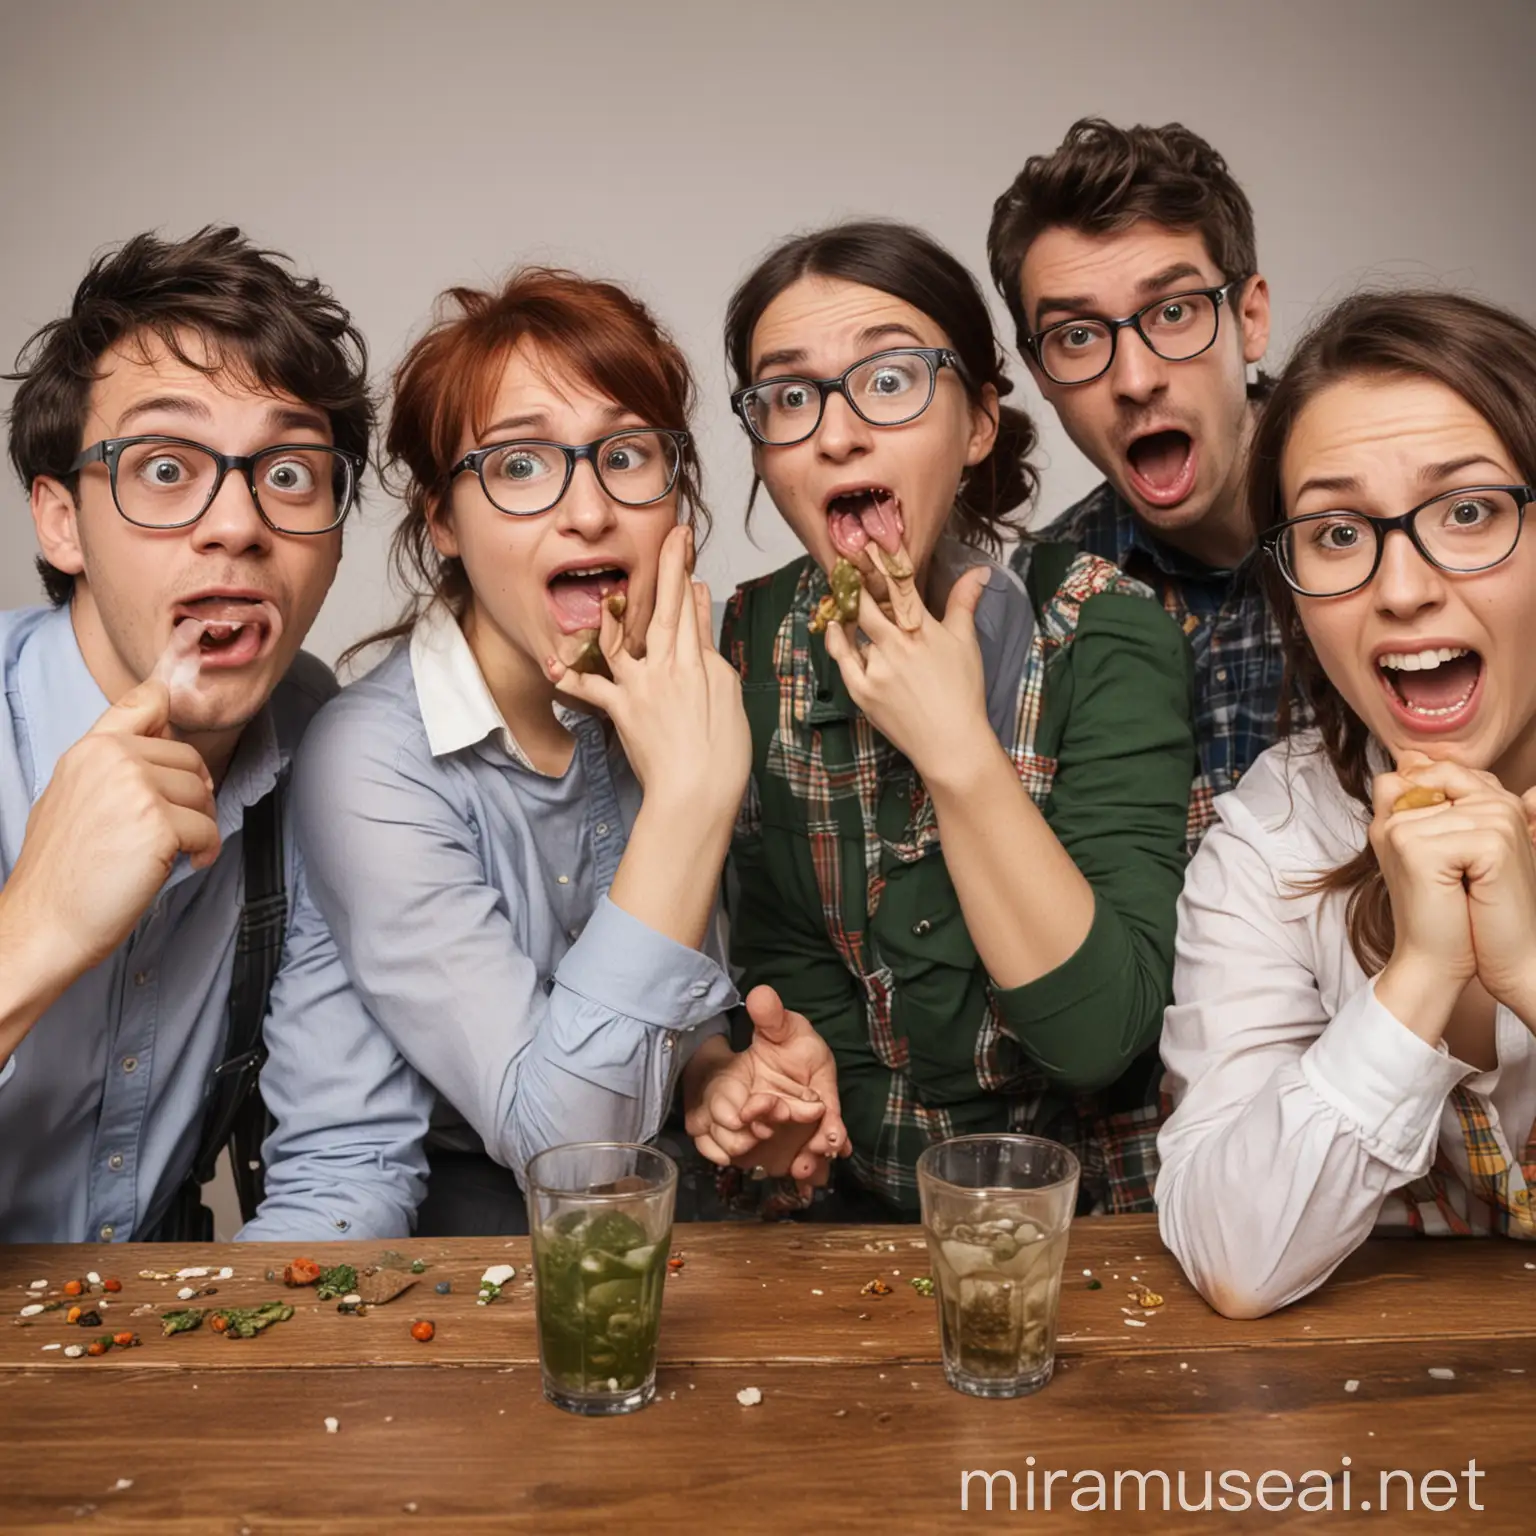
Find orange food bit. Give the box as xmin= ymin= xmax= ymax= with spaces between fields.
xmin=86 ymin=1340 xmax=109 ymax=1357
xmin=209 ymin=1314 xmax=230 ymax=1334
xmin=102 ymin=1277 xmax=123 ymax=1293
xmin=283 ymin=1258 xmax=322 ymax=1287
xmin=112 ymin=1331 xmax=135 ymax=1347
xmin=62 ymin=1280 xmax=83 ymax=1297
xmin=65 ymin=1306 xmax=83 ymax=1325
xmin=410 ymin=1319 xmax=435 ymax=1343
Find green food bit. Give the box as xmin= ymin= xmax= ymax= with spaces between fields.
xmin=585 ymin=1212 xmax=647 ymax=1255
xmin=216 ymin=1302 xmax=295 ymax=1339
xmin=477 ymin=1282 xmax=502 ymax=1306
xmin=161 ymin=1309 xmax=206 ymax=1336
xmin=829 ymin=558 xmax=862 ymax=619
xmin=909 ymin=1276 xmax=935 ymax=1297
xmin=314 ymin=1264 xmax=358 ymax=1301
xmin=1085 ymin=1278 xmax=1102 ymax=1291
xmin=409 ymin=1259 xmax=428 ymax=1274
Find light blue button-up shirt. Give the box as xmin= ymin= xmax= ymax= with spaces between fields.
xmin=0 ymin=604 xmax=335 ymax=1243
xmin=242 ymin=603 xmax=737 ymax=1242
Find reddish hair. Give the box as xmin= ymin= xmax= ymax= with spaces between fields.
xmin=346 ymin=267 xmax=704 ymax=666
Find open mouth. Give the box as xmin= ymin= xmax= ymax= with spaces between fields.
xmin=1125 ymin=429 xmax=1197 ymax=508
xmin=826 ymin=486 xmax=905 ymax=560
xmin=171 ymin=596 xmax=276 ymax=670
xmin=546 ymin=564 xmax=629 ymax=635
xmin=1377 ymin=645 xmax=1484 ymax=730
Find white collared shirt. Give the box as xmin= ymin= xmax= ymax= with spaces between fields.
xmin=1156 ymin=731 xmax=1536 ymax=1316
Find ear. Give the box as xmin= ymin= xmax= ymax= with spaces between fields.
xmin=1237 ymin=274 xmax=1272 ymax=366
xmin=964 ymin=382 xmax=1000 ymax=468
xmin=426 ymin=495 xmax=460 ymax=559
xmin=31 ymin=476 xmax=86 ymax=580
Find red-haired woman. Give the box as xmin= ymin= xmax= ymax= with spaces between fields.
xmin=1157 ymin=291 xmax=1536 ymax=1317
xmin=242 ymin=270 xmax=844 ymax=1240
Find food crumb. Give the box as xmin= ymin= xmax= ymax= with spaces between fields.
xmin=1428 ymin=1367 xmax=1456 ymax=1381
xmin=41 ymin=1344 xmax=61 ymax=1352
xmin=324 ymin=1417 xmax=340 ymax=1433
xmin=736 ymin=1386 xmax=763 ymax=1407
xmin=811 ymin=1289 xmax=824 ymax=1295
xmin=63 ymin=1345 xmax=84 ymax=1358
xmin=480 ymin=1264 xmax=516 ymax=1287
xmin=176 ymin=1287 xmax=196 ymax=1301
xmin=217 ymin=1267 xmax=234 ymax=1281
xmin=403 ymin=1502 xmax=418 ymax=1514
xmin=1345 ymin=1379 xmax=1360 ymax=1392
xmin=28 ymin=1279 xmax=47 ymax=1291
xmin=833 ymin=1408 xmax=847 ymax=1417
xmin=18 ymin=1304 xmax=43 ymax=1317
xmin=1123 ymin=1318 xmax=1147 ymax=1327
xmin=110 ymin=1479 xmax=132 ymax=1492
xmin=176 ymin=1267 xmax=210 ymax=1280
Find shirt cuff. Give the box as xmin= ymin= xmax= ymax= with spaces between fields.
xmin=556 ymin=896 xmax=739 ymax=1031
xmin=1299 ymin=978 xmax=1476 ymax=1170
xmin=0 ymin=1055 xmax=15 ymax=1090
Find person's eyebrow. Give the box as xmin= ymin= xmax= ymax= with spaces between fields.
xmin=1136 ymin=262 xmax=1208 ymax=296
xmin=265 ymin=404 xmax=331 ymax=438
xmin=752 ymin=347 xmax=809 ymax=379
xmin=855 ymin=322 xmax=927 ymax=349
xmin=1419 ymin=454 xmax=1511 ymax=485
xmin=115 ymin=394 xmax=213 ymax=432
xmin=1292 ymin=472 xmax=1363 ymax=500
xmin=479 ymin=412 xmax=548 ymax=440
xmin=1031 ymin=293 xmax=1097 ymax=326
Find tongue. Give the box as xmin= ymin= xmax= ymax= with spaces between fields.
xmin=1395 ymin=654 xmax=1480 ymax=711
xmin=548 ymin=578 xmax=614 ymax=629
xmin=828 ymin=494 xmax=904 ymax=559
xmin=1128 ymin=431 xmax=1191 ymax=490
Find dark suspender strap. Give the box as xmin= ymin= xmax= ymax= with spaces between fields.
xmin=194 ymin=781 xmax=287 ymax=1221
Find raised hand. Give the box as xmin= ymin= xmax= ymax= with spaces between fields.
xmin=821 ymin=554 xmax=994 ymax=785
xmin=683 ymin=985 xmax=850 ymax=1196
xmin=1372 ymin=751 xmax=1536 ymax=1035
xmin=0 ymin=672 xmax=221 ymax=987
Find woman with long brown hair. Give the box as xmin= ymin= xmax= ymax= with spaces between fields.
xmin=1157 ymin=290 xmax=1536 ymax=1316
xmin=244 ymin=269 xmax=843 ymax=1240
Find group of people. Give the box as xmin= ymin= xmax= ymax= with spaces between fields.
xmin=2 ymin=117 xmax=1532 ymax=1321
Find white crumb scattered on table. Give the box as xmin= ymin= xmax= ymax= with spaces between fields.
xmin=28 ymin=1279 xmax=47 ymax=1291
xmin=1123 ymin=1318 xmax=1147 ymax=1327
xmin=1428 ymin=1367 xmax=1456 ymax=1381
xmin=176 ymin=1267 xmax=210 ymax=1280
xmin=811 ymin=1289 xmax=824 ymax=1296
xmin=18 ymin=1304 xmax=43 ymax=1317
xmin=1345 ymin=1380 xmax=1360 ymax=1392
xmin=176 ymin=1287 xmax=196 ymax=1301
xmin=86 ymin=1272 xmax=102 ymax=1285
xmin=736 ymin=1387 xmax=762 ymax=1407
xmin=110 ymin=1479 xmax=132 ymax=1492
xmin=63 ymin=1345 xmax=84 ymax=1358
xmin=480 ymin=1264 xmax=516 ymax=1287
xmin=324 ymin=1417 xmax=340 ymax=1434
xmin=41 ymin=1344 xmax=61 ymax=1352
xmin=217 ymin=1267 xmax=234 ymax=1280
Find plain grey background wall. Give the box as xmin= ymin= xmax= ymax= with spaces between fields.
xmin=3 ymin=0 xmax=1534 ymax=669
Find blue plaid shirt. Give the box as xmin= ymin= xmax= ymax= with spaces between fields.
xmin=1015 ymin=482 xmax=1296 ymax=847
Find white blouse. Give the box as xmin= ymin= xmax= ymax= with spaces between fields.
xmin=1155 ymin=731 xmax=1536 ymax=1317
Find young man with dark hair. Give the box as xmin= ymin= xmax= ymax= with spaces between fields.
xmin=0 ymin=227 xmax=373 ymax=1242
xmin=989 ymin=118 xmax=1289 ymax=842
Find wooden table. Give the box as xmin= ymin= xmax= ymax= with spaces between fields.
xmin=1 ymin=1216 xmax=1533 ymax=1532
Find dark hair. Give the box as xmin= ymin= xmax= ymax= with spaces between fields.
xmin=1249 ymin=289 xmax=1536 ymax=971
xmin=342 ymin=267 xmax=706 ymax=669
xmin=6 ymin=225 xmax=372 ymax=606
xmin=987 ymin=117 xmax=1259 ymax=354
xmin=724 ymin=219 xmax=1038 ymax=556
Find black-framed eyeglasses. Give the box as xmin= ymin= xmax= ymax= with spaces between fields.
xmin=730 ymin=347 xmax=970 ymax=446
xmin=1261 ymin=485 xmax=1534 ymax=597
xmin=1026 ymin=279 xmax=1247 ymax=386
xmin=70 ymin=436 xmax=361 ymax=535
xmin=449 ymin=429 xmax=688 ymax=517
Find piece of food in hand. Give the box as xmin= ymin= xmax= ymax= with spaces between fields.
xmin=1393 ymin=785 xmax=1448 ymax=813
xmin=809 ymin=559 xmax=863 ymax=635
xmin=569 ymin=632 xmax=611 ymax=676
xmin=872 ymin=543 xmax=914 ymax=583
xmin=605 ymin=592 xmax=627 ymax=619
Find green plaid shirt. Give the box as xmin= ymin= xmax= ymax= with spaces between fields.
xmin=722 ymin=543 xmax=1196 ymax=1215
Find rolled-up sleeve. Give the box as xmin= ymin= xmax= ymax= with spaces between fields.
xmin=293 ymin=705 xmax=736 ymax=1184
xmin=239 ymin=853 xmax=432 ymax=1242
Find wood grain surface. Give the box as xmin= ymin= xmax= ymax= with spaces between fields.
xmin=2 ymin=1219 xmax=1534 ymax=1533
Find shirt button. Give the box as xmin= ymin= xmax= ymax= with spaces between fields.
xmin=557 ymin=875 xmax=570 ymax=886
xmin=569 ymin=928 xmax=581 ymax=940
xmin=1215 ymin=668 xmax=1229 ymax=683
xmin=107 ymin=1153 xmax=124 ymax=1172
xmin=334 ymin=1217 xmax=350 ymax=1231
xmin=912 ymin=919 xmax=933 ymax=936
xmin=99 ymin=1224 xmax=115 ymax=1241
xmin=121 ymin=1056 xmax=139 ymax=1074
xmin=663 ymin=1037 xmax=676 ymax=1053
xmin=134 ymin=971 xmax=151 ymax=987
xmin=596 ymin=823 xmax=609 ymax=837
xmin=689 ymin=982 xmax=708 ymax=999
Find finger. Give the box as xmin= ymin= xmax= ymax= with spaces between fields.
xmin=744 ymin=984 xmax=791 ymax=1045
xmin=942 ymin=565 xmax=990 ymax=640
xmin=91 ymin=676 xmax=173 ymax=741
xmin=789 ymin=1148 xmax=832 ymax=1186
xmin=853 ymin=583 xmax=904 ymax=647
xmin=151 ymin=620 xmax=206 ymax=702
xmin=144 ymin=764 xmax=219 ymax=818
xmin=598 ymin=591 xmax=632 ymax=673
xmin=672 ymin=576 xmax=705 ymax=669
xmin=692 ymin=579 xmax=718 ymax=654
xmin=547 ymin=654 xmax=621 ymax=714
xmin=711 ymin=1122 xmax=768 ymax=1160
xmin=693 ymin=1132 xmax=733 ymax=1168
xmin=133 ymin=736 xmax=215 ymax=794
xmin=871 ymin=542 xmax=924 ymax=632
xmin=1389 ymin=758 xmax=1497 ymax=805
xmin=821 ymin=617 xmax=868 ymax=686
xmin=646 ymin=524 xmax=690 ymax=661
xmin=166 ymin=805 xmax=221 ymax=871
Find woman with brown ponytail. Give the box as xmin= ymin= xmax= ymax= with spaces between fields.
xmin=689 ymin=221 xmax=1197 ymax=1220
xmin=1158 ymin=291 xmax=1536 ymax=1317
